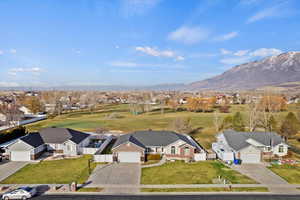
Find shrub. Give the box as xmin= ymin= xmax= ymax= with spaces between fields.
xmin=147 ymin=154 xmax=161 ymax=161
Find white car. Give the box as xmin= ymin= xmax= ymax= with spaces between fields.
xmin=1 ymin=187 xmax=37 ymax=200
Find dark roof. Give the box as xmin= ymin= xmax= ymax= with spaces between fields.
xmin=20 ymin=132 xmax=44 ymax=148
xmin=39 ymin=128 xmax=89 ymax=144
xmin=112 ymin=130 xmax=195 ymax=149
xmin=223 ymin=130 xmax=285 ymax=151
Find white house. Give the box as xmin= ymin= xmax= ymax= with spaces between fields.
xmin=212 ymin=130 xmax=288 ymax=164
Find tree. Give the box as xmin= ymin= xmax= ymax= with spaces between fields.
xmin=95 ymin=127 xmax=108 ymax=134
xmin=267 ymin=115 xmax=277 ymax=132
xmin=169 ymin=117 xmax=192 ymax=134
xmin=23 ymin=96 xmax=43 ymax=114
xmin=280 ymin=112 xmax=300 ymax=138
xmin=232 ymin=112 xmax=245 ymax=131
xmin=221 ymin=115 xmax=233 ymax=130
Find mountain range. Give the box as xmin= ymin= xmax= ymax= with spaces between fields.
xmin=188 ymin=51 xmax=300 ymax=91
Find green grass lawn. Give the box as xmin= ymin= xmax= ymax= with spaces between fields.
xmin=77 ymin=187 xmax=103 ymax=192
xmin=1 ymin=155 xmax=96 ymax=184
xmin=25 ymin=104 xmax=295 ymax=150
xmin=141 ymin=161 xmax=256 ymax=184
xmin=268 ymin=164 xmax=300 ymax=184
xmin=141 ymin=187 xmax=269 ymax=192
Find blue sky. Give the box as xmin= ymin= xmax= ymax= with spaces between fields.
xmin=0 ymin=0 xmax=300 ymax=87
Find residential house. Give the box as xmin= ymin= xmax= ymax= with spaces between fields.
xmin=111 ymin=130 xmax=206 ymax=163
xmin=212 ymin=130 xmax=288 ymax=164
xmin=6 ymin=128 xmax=91 ymax=161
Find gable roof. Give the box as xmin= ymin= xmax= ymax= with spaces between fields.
xmin=112 ymin=130 xmax=195 ymax=149
xmin=39 ymin=128 xmax=90 ymax=144
xmin=223 ymin=130 xmax=285 ymax=151
xmin=20 ymin=132 xmax=44 ymax=148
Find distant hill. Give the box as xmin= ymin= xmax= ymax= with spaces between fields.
xmin=188 ymin=52 xmax=300 ymax=91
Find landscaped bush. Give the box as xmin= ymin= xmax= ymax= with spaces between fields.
xmin=147 ymin=154 xmax=161 ymax=161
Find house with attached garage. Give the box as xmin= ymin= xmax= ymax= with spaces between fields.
xmin=111 ymin=130 xmax=206 ymax=163
xmin=5 ymin=128 xmax=91 ymax=161
xmin=212 ymin=130 xmax=288 ymax=164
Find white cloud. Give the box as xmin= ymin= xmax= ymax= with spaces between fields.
xmin=8 ymin=67 xmax=43 ymax=76
xmin=115 ymin=45 xmax=120 ymax=49
xmin=247 ymin=1 xmax=293 ymax=23
xmin=220 ymin=48 xmax=283 ymax=65
xmin=0 ymin=50 xmax=3 ymax=55
xmin=0 ymin=82 xmax=20 ymax=87
xmin=220 ymin=48 xmax=232 ymax=55
xmin=249 ymin=48 xmax=283 ymax=57
xmin=168 ymin=26 xmax=210 ymax=44
xmin=109 ymin=61 xmax=139 ymax=67
xmin=214 ymin=31 xmax=239 ymax=41
xmin=9 ymin=49 xmax=17 ymax=54
xmin=234 ymin=50 xmax=249 ymax=56
xmin=135 ymin=46 xmax=184 ymax=61
xmin=220 ymin=57 xmax=251 ymax=65
xmin=121 ymin=0 xmax=161 ymax=17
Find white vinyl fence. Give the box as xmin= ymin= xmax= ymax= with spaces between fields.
xmin=194 ymin=153 xmax=207 ymax=161
xmin=94 ymin=154 xmax=113 ymax=162
xmin=82 ymin=148 xmax=99 ymax=155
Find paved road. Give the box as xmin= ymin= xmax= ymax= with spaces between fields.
xmin=30 ymin=194 xmax=300 ymax=200
xmin=231 ymin=164 xmax=299 ymax=193
xmin=0 ymin=161 xmax=28 ymax=181
xmin=87 ymin=163 xmax=141 ymax=194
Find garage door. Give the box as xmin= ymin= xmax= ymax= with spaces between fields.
xmin=10 ymin=151 xmax=31 ymax=161
xmin=240 ymin=152 xmax=261 ymax=163
xmin=118 ymin=152 xmax=141 ymax=163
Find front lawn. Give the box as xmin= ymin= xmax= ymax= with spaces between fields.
xmin=268 ymin=164 xmax=300 ymax=184
xmin=1 ymin=155 xmax=96 ymax=184
xmin=141 ymin=161 xmax=256 ymax=184
xmin=141 ymin=187 xmax=268 ymax=192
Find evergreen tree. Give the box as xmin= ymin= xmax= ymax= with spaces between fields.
xmin=221 ymin=115 xmax=233 ymax=130
xmin=280 ymin=112 xmax=300 ymax=138
xmin=232 ymin=112 xmax=245 ymax=131
xmin=267 ymin=115 xmax=277 ymax=132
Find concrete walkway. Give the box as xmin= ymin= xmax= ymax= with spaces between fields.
xmin=231 ymin=164 xmax=299 ymax=194
xmin=141 ymin=156 xmax=166 ymax=168
xmin=0 ymin=161 xmax=28 ymax=182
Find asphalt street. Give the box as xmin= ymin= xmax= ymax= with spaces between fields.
xmin=30 ymin=194 xmax=300 ymax=200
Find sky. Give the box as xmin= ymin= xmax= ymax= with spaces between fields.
xmin=0 ymin=0 xmax=300 ymax=87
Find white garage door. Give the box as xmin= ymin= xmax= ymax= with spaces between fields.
xmin=118 ymin=152 xmax=141 ymax=163
xmin=10 ymin=151 xmax=31 ymax=161
xmin=240 ymin=152 xmax=261 ymax=163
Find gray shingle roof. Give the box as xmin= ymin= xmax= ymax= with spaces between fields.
xmin=223 ymin=130 xmax=285 ymax=151
xmin=112 ymin=130 xmax=194 ymax=149
xmin=39 ymin=128 xmax=89 ymax=144
xmin=20 ymin=132 xmax=44 ymax=148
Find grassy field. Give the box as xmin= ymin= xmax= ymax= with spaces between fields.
xmin=25 ymin=104 xmax=297 ymax=149
xmin=268 ymin=164 xmax=300 ymax=184
xmin=141 ymin=187 xmax=269 ymax=192
xmin=1 ymin=155 xmax=96 ymax=184
xmin=141 ymin=161 xmax=256 ymax=184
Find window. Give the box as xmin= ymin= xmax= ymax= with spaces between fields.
xmin=156 ymin=147 xmax=159 ymax=152
xmin=171 ymin=146 xmax=176 ymax=155
xmin=278 ymin=145 xmax=284 ymax=153
xmin=184 ymin=147 xmax=190 ymax=156
xmin=161 ymin=147 xmax=164 ymax=153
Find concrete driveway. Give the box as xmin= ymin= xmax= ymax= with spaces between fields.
xmin=87 ymin=163 xmax=141 ymax=194
xmin=0 ymin=161 xmax=29 ymax=182
xmin=231 ymin=164 xmax=299 ymax=193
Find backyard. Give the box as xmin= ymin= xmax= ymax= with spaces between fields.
xmin=1 ymin=155 xmax=96 ymax=184
xmin=141 ymin=161 xmax=256 ymax=184
xmin=25 ymin=104 xmax=294 ymax=149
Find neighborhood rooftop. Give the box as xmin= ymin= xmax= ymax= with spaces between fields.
xmin=113 ymin=130 xmax=195 ymax=149
xmin=223 ymin=130 xmax=285 ymax=151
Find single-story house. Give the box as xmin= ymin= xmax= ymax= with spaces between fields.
xmin=111 ymin=130 xmax=206 ymax=163
xmin=212 ymin=130 xmax=288 ymax=164
xmin=6 ymin=128 xmax=91 ymax=161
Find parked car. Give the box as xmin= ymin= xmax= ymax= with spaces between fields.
xmin=1 ymin=187 xmax=37 ymax=200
